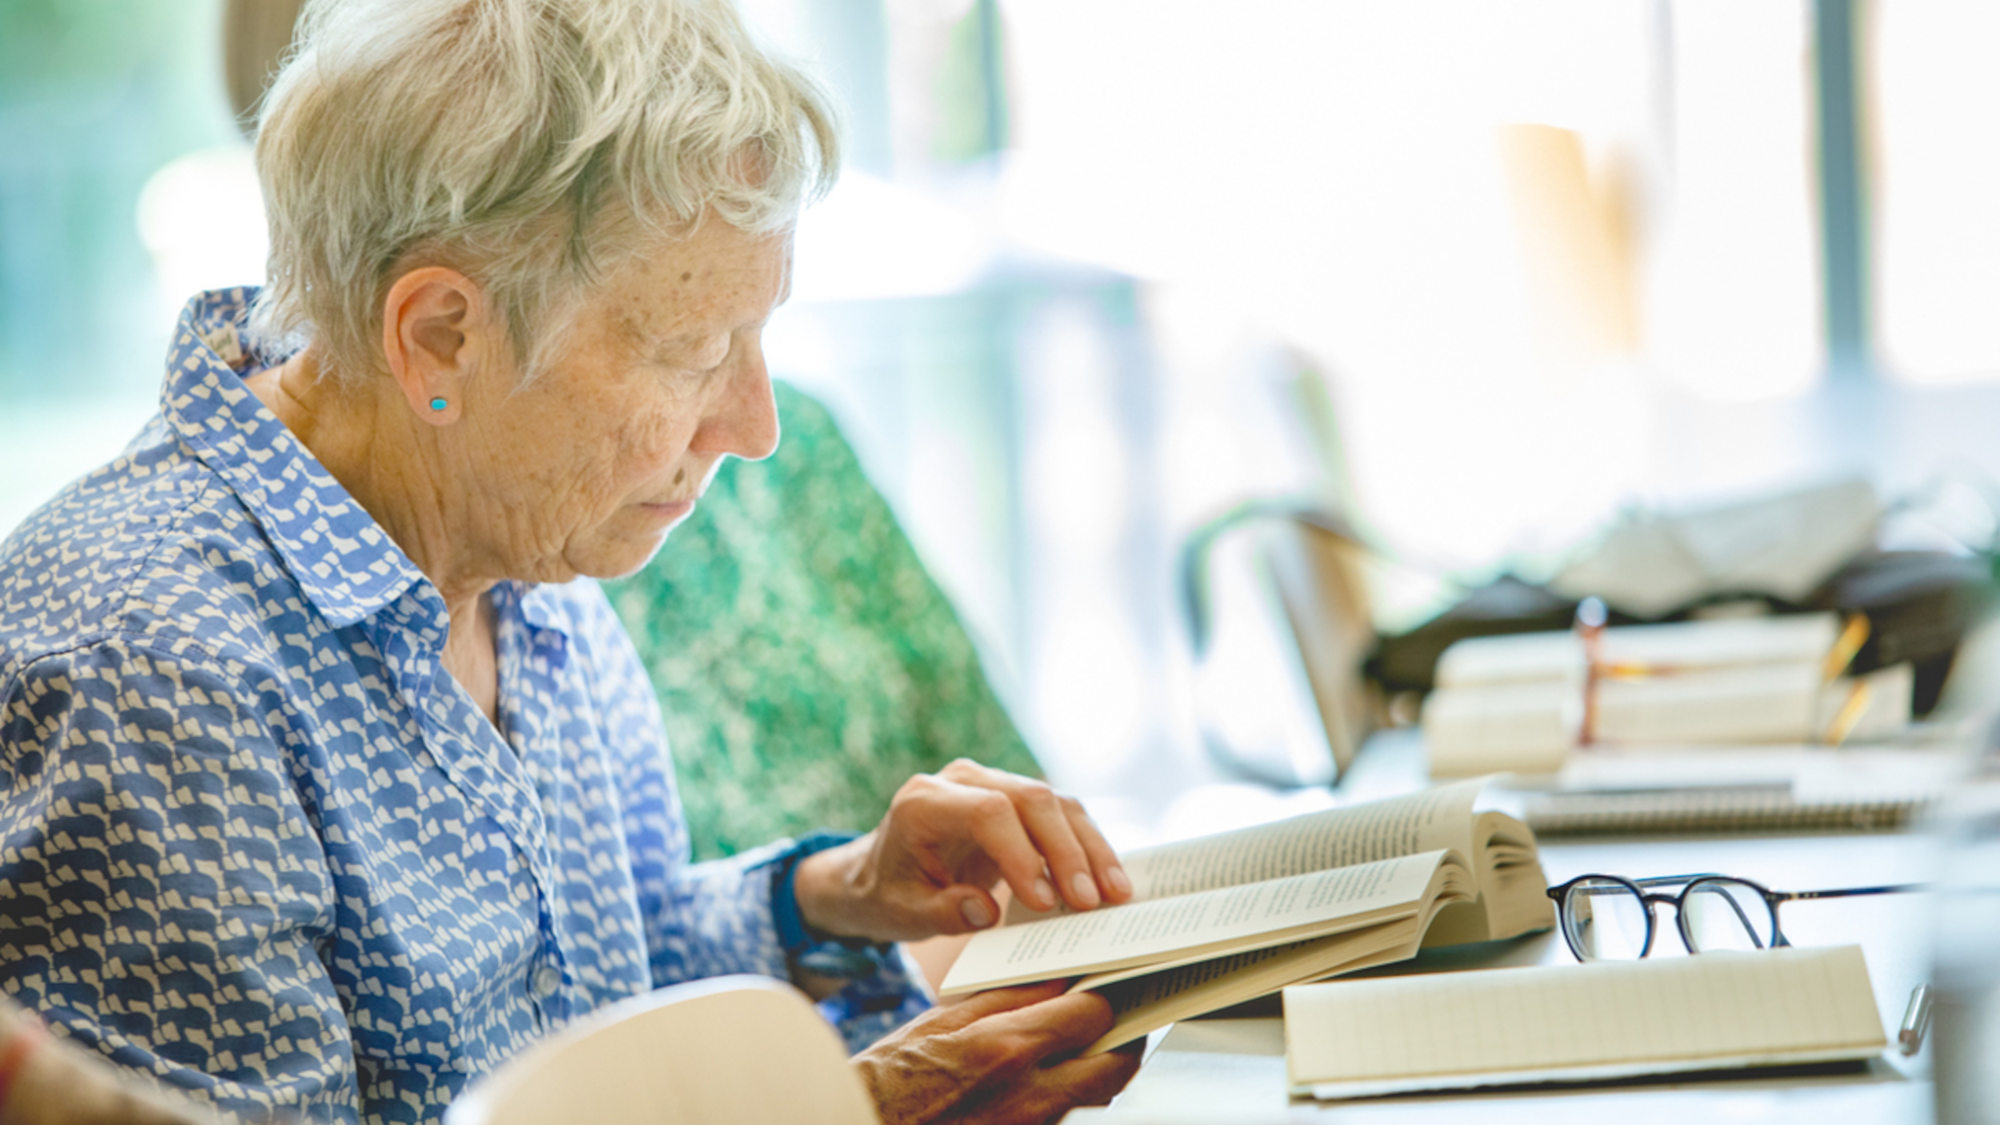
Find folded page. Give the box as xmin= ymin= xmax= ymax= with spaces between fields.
xmin=943 ymin=850 xmax=1454 ymax=995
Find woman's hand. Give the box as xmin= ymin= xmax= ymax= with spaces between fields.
xmin=852 ymin=982 xmax=1142 ymax=1125
xmin=0 ymin=1010 xmax=227 ymax=1125
xmin=793 ymin=760 xmax=1133 ymax=943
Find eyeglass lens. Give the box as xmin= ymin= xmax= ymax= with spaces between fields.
xmin=1563 ymin=877 xmax=1785 ymax=960
xmin=1563 ymin=878 xmax=1651 ymax=959
xmin=1679 ymin=878 xmax=1781 ymax=953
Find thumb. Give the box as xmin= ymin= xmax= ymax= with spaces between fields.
xmin=930 ymin=883 xmax=1003 ymax=934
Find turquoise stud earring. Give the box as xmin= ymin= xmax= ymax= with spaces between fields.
xmin=429 ymin=397 xmax=448 ymax=412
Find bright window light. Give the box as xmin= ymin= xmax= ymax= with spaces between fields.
xmin=1874 ymin=0 xmax=2000 ymax=385
xmin=1648 ymin=0 xmax=1821 ymax=401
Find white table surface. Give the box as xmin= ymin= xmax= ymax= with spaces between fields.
xmin=1068 ymin=735 xmax=1949 ymax=1123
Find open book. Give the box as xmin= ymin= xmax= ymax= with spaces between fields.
xmin=1285 ymin=944 xmax=1887 ymax=1099
xmin=937 ymin=780 xmax=1552 ymax=1053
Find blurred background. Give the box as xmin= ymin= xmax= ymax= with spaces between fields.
xmin=3 ymin=0 xmax=1998 ymax=828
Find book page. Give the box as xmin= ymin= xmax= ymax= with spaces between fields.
xmin=941 ymin=851 xmax=1451 ymax=996
xmin=1002 ymin=781 xmax=1487 ymax=928
xmin=1078 ymin=916 xmax=1423 ymax=1054
xmin=1069 ymin=857 xmax=1476 ymax=994
xmin=1116 ymin=780 xmax=1483 ymax=903
xmin=1420 ymin=810 xmax=1552 ymax=946
xmin=1285 ymin=945 xmax=1885 ymax=1094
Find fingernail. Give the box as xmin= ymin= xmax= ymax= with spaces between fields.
xmin=1109 ymin=866 xmax=1133 ymax=897
xmin=960 ymin=897 xmax=995 ymax=929
xmin=1033 ymin=877 xmax=1056 ymax=909
xmin=1071 ymin=871 xmax=1101 ymax=908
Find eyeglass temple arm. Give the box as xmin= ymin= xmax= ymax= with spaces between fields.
xmin=1780 ymin=882 xmax=1928 ymax=902
xmin=1765 ymin=883 xmax=1926 ymax=948
xmin=1628 ymin=873 xmax=1727 ymax=887
xmin=1629 ymin=876 xmax=1927 ymax=901
xmin=1546 ymin=874 xmax=1728 ymax=900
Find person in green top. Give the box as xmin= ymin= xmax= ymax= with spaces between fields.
xmin=605 ymin=380 xmax=1044 ymax=861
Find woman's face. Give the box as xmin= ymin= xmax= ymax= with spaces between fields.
xmin=450 ymin=217 xmax=790 ymax=584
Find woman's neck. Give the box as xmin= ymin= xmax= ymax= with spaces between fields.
xmin=251 ymin=350 xmax=499 ymax=619
xmin=249 ymin=350 xmax=505 ymax=726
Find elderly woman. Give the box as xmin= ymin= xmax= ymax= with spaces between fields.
xmin=0 ymin=0 xmax=1141 ymax=1122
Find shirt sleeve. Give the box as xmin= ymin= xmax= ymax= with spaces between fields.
xmin=807 ymin=943 xmax=934 ymax=1054
xmin=671 ymin=843 xmax=933 ymax=1053
xmin=0 ymin=640 xmax=357 ymax=1122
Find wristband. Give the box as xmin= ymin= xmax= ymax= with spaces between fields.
xmin=770 ymin=830 xmax=899 ymax=979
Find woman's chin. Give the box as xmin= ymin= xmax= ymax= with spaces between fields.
xmin=575 ymin=524 xmax=684 ymax=580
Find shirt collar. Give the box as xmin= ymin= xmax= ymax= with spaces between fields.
xmin=162 ymin=287 xmax=431 ymax=629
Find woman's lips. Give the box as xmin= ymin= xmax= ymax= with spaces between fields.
xmin=638 ymin=499 xmax=694 ymax=522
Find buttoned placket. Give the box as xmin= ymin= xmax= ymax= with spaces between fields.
xmin=492 ymin=584 xmax=579 ymax=1027
xmin=365 ymin=586 xmax=577 ymax=1027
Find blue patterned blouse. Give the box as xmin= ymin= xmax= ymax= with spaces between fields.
xmin=0 ymin=290 xmax=928 ymax=1123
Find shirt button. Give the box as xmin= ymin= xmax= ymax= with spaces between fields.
xmin=532 ymin=965 xmax=562 ymax=999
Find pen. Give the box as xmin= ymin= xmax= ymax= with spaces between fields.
xmin=1899 ymin=984 xmax=1933 ymax=1056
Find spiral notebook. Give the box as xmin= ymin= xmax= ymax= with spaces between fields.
xmin=1521 ymin=785 xmax=1929 ymax=836
xmin=1510 ymin=745 xmax=1954 ymax=836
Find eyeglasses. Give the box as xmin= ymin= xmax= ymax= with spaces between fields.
xmin=1545 ymin=873 xmax=1926 ymax=961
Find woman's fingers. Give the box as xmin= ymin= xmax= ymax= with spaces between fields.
xmin=935 ymin=759 xmax=1129 ymax=912
xmin=854 ymin=983 xmax=1126 ymax=1125
xmin=1063 ymin=793 xmax=1134 ymax=903
xmin=955 ymin=786 xmax=1062 ymax=912
xmin=965 ymin=1048 xmax=1144 ymax=1125
xmin=857 ymin=762 xmax=1131 ymax=939
xmin=948 ymin=991 xmax=1138 ymax=1124
xmin=1011 ymin=785 xmax=1100 ymax=910
xmin=913 ymin=980 xmax=1072 ymax=1033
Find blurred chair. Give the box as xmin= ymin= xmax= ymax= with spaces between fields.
xmin=603 ymin=381 xmax=1042 ymax=859
xmin=1181 ymin=502 xmax=1379 ymax=789
xmin=1180 ymin=353 xmax=1381 ymax=789
xmin=444 ymin=976 xmax=878 ymax=1125
xmin=1265 ymin=514 xmax=1379 ymax=774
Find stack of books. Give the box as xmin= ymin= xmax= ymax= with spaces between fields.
xmin=1421 ymin=613 xmax=1913 ymax=777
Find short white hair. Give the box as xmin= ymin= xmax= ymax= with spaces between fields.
xmin=248 ymin=0 xmax=839 ymax=383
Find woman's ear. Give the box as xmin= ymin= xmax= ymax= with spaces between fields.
xmin=380 ymin=267 xmax=493 ymax=424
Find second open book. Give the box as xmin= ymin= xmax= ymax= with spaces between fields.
xmin=938 ymin=780 xmax=1554 ymax=1053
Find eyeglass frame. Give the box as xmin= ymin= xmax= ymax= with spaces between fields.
xmin=1545 ymin=872 xmax=1926 ymax=962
